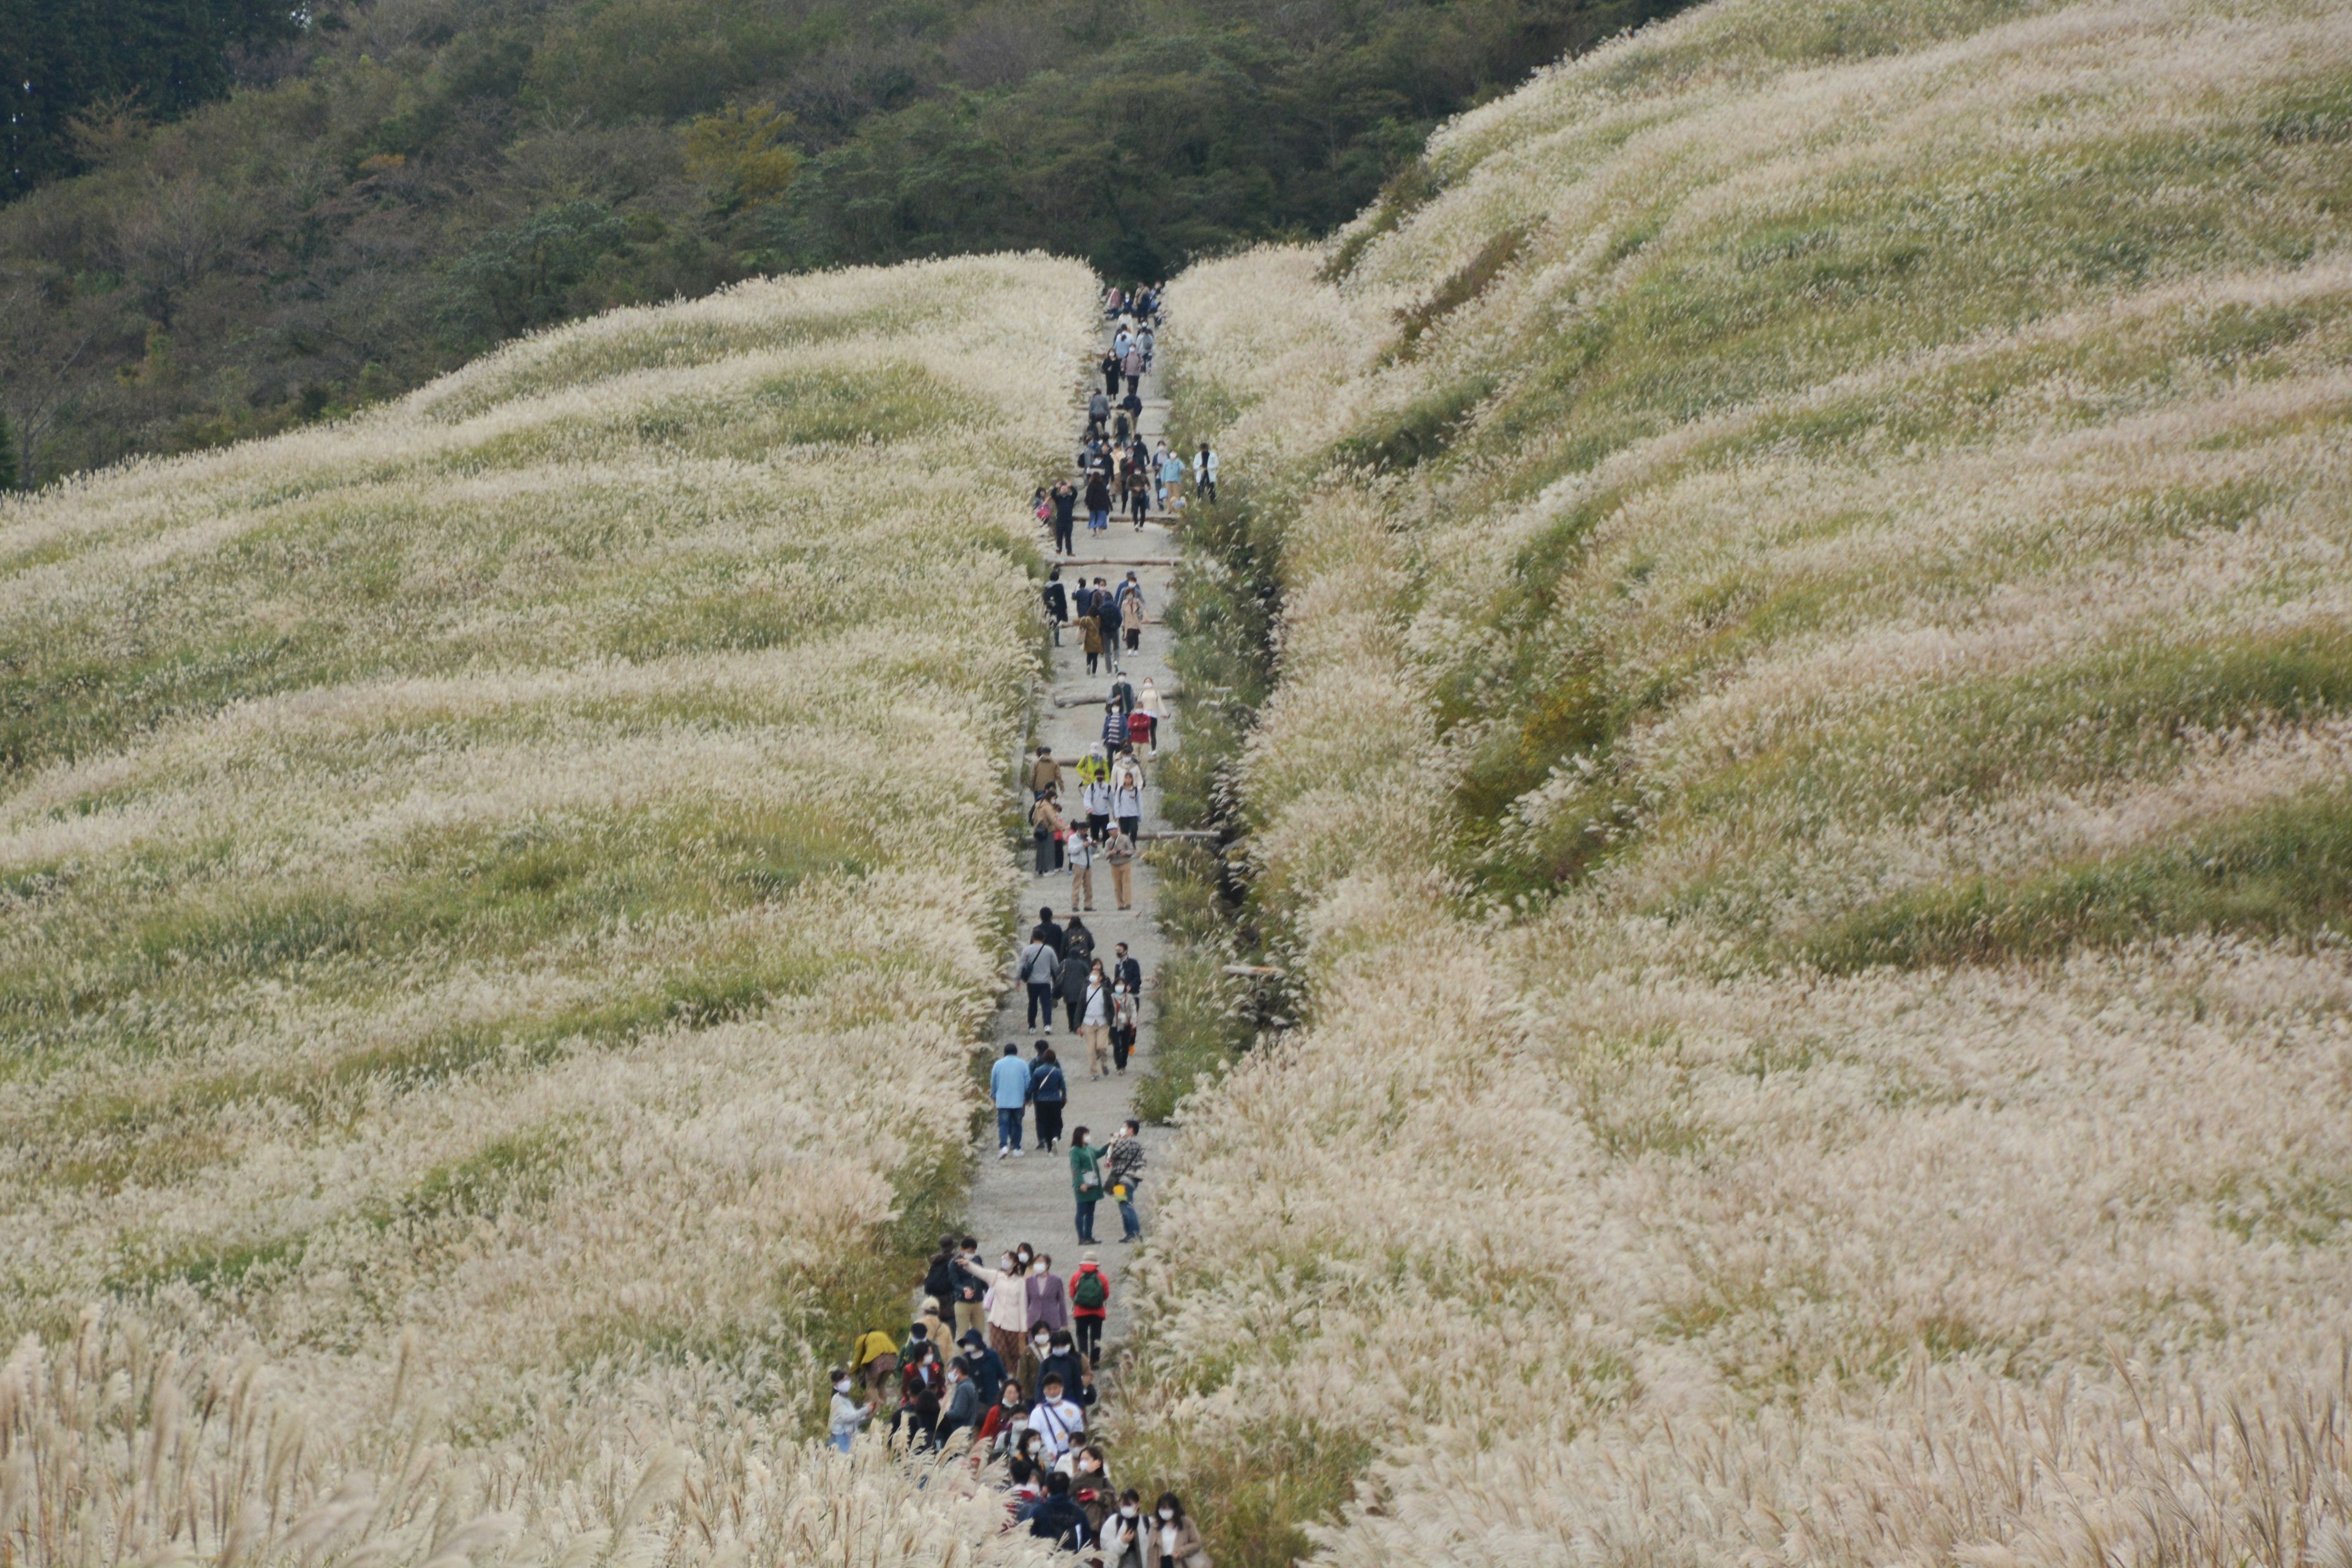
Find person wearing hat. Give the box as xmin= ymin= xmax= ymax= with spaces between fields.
xmin=1068 ymin=1250 xmax=1110 ymax=1362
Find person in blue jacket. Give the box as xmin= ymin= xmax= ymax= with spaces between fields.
xmin=992 ymin=1042 xmax=1033 ymax=1159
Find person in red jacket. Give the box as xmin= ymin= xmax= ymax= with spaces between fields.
xmin=1068 ymin=1250 xmax=1110 ymax=1362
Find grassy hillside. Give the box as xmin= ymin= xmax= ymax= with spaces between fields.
xmin=1127 ymin=0 xmax=2352 ymax=1562
xmin=0 ymin=254 xmax=1089 ymax=1567
xmin=0 ymin=0 xmax=1683 ymax=486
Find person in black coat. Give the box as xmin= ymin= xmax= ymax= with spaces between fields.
xmin=1044 ymin=570 xmax=1068 ymax=641
xmin=1094 ymin=580 xmax=1123 ymax=651
xmin=1030 ymin=1044 xmax=1069 ymax=1152
xmin=1028 ymin=1472 xmax=1091 ymax=1551
xmin=1113 ymin=941 xmax=1142 ymax=997
xmin=956 ymin=1330 xmax=1006 ymax=1405
xmin=1051 ymin=483 xmax=1077 ymax=555
xmin=1031 ymin=908 xmax=1066 ymax=958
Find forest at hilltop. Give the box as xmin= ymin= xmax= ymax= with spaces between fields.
xmin=0 ymin=0 xmax=1681 ymax=485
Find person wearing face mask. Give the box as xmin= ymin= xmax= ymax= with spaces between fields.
xmin=1072 ymin=1446 xmax=1116 ymax=1535
xmin=826 ymin=1366 xmax=874 ymax=1454
xmin=1147 ymin=1493 xmax=1207 ymax=1567
xmin=935 ymin=1357 xmax=981 ymax=1447
xmin=1039 ymin=1327 xmax=1095 ymax=1414
xmin=981 ymin=1248 xmax=1029 ymax=1369
xmin=1025 ymin=1372 xmax=1086 ymax=1465
xmin=971 ymin=1379 xmax=1025 ymax=1467
xmin=1098 ymin=1490 xmax=1148 ymax=1568
xmin=955 ymin=1329 xmax=1005 ymax=1404
xmin=1023 ymin=1251 xmax=1070 ymax=1340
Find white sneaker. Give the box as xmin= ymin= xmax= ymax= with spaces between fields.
xmin=1011 ymin=1148 xmax=1025 ymax=1158
xmin=998 ymin=1145 xmax=1008 ymax=1159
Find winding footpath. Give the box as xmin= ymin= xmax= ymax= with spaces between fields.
xmin=962 ymin=316 xmax=1182 ymax=1362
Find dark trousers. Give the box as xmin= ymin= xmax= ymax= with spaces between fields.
xmin=1036 ymin=1101 xmax=1065 ymax=1147
xmin=1064 ymin=995 xmax=1084 ymax=1030
xmin=1124 ymin=374 xmax=1139 ymax=394
xmin=1118 ymin=815 xmax=1139 ymax=841
xmin=1112 ymin=1025 xmax=1133 ymax=1071
xmin=1027 ymin=982 xmax=1056 ymax=1028
xmin=1073 ymin=1315 xmax=1103 ymax=1361
xmin=1124 ymin=625 xmax=1140 ymax=651
xmin=1055 ymin=516 xmax=1074 ymax=552
xmin=1104 ymin=367 xmax=1120 ymax=394
xmin=1035 ymin=830 xmax=1055 ymax=875
xmin=1075 ymin=1198 xmax=1097 ymax=1243
xmin=1089 ymin=812 xmax=1109 ymax=839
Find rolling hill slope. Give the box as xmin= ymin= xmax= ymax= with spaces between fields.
xmin=0 ymin=254 xmax=1089 ymax=1567
xmin=1129 ymin=0 xmax=2352 ymax=1561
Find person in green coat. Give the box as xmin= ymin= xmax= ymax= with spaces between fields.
xmin=1069 ymin=1126 xmax=1106 ymax=1243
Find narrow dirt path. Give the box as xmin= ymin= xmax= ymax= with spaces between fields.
xmin=961 ymin=313 xmax=1180 ymax=1360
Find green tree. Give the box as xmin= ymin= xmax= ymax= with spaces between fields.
xmin=1 ymin=0 xmax=302 ymax=200
xmin=682 ymin=102 xmax=801 ymax=214
xmin=0 ymin=409 xmax=19 ymax=491
xmin=440 ymin=202 xmax=630 ymax=345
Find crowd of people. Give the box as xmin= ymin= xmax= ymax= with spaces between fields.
xmin=830 ymin=1218 xmax=1210 ymax=1562
xmin=1029 ymin=287 xmax=1218 ymax=556
xmin=823 ymin=285 xmax=1207 ymax=1567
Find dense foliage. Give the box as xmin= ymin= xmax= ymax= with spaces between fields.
xmin=0 ymin=0 xmax=1683 ymax=485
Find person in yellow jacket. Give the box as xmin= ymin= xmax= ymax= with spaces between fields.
xmin=851 ymin=1327 xmax=900 ymax=1406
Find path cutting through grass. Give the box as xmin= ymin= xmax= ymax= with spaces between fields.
xmin=962 ymin=317 xmax=1182 ymax=1363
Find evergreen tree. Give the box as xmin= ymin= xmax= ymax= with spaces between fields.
xmin=0 ymin=410 xmax=18 ymax=491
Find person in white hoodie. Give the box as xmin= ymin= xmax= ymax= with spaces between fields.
xmin=827 ymin=1367 xmax=873 ymax=1453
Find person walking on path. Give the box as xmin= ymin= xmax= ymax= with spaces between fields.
xmin=1121 ymin=344 xmax=1144 ymax=396
xmin=1029 ymin=744 xmax=1061 ymax=799
xmin=1019 ymin=933 xmax=1060 ymax=1029
xmin=1102 ymin=820 xmax=1137 ymax=910
xmin=992 ymin=1044 xmax=1032 ymax=1158
xmin=951 ymin=1238 xmax=989 ymax=1340
xmin=956 ymin=1327 xmax=1006 ymax=1404
xmin=1193 ymin=443 xmax=1219 ymax=503
xmin=1085 ymin=470 xmax=1112 ymax=538
xmin=1079 ymin=747 xmax=1112 ymax=838
xmin=827 ymin=1368 xmax=876 ymax=1453
xmin=1106 ymin=1118 xmax=1146 ymax=1241
xmin=1117 ymin=573 xmax=1147 ymax=650
xmin=1043 ymin=570 xmax=1068 ymax=643
xmin=1148 ymin=1494 xmax=1208 ymax=1567
xmin=1027 ymin=1374 xmax=1087 ymax=1468
xmin=1052 ymin=481 xmax=1077 ymax=555
xmin=1099 ymin=1494 xmax=1148 ymax=1568
xmin=1099 ymin=348 xmax=1121 ymax=394
xmin=1023 ymin=1254 xmax=1071 ymax=1341
xmin=1109 ymin=755 xmax=1144 ymax=844
xmin=982 ymin=1246 xmax=1030 ymax=1368
xmin=1110 ymin=979 xmax=1138 ymax=1073
xmin=1030 ymin=1042 xmax=1069 ymax=1150
xmin=1069 ymin=1125 xmax=1106 ymax=1242
xmin=1063 ymin=914 xmax=1096 ymax=970
xmin=1094 ymin=577 xmax=1123 ymax=655
xmin=1057 ymin=936 xmax=1091 ymax=1031
xmin=1080 ymin=960 xmax=1113 ymax=1077
xmin=1030 ymin=790 xmax=1065 ymax=876
xmin=1031 ymin=907 xmax=1066 ymax=957
xmin=1027 ymin=1472 xmax=1090 ymax=1550
xmin=1068 ymin=1250 xmax=1110 ymax=1360
xmin=1066 ymin=824 xmax=1098 ymax=913
xmin=1080 ymin=601 xmax=1106 ymax=676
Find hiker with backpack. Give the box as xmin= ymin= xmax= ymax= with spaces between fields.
xmin=1068 ymin=1250 xmax=1110 ymax=1360
xmin=1070 ymin=1125 xmax=1107 ymax=1238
